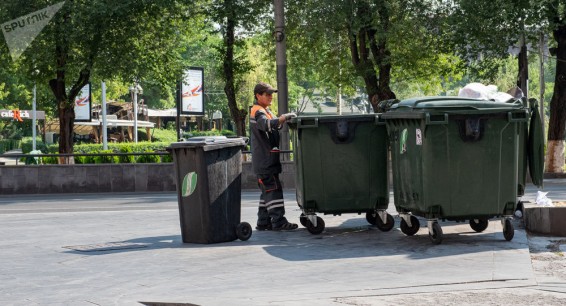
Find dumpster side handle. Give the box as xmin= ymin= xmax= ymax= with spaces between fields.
xmin=508 ymin=110 xmax=529 ymax=122
xmin=425 ymin=113 xmax=449 ymax=125
xmin=297 ymin=118 xmax=319 ymax=129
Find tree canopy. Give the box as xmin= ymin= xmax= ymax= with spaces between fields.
xmin=1 ymin=0 xmax=565 ymax=171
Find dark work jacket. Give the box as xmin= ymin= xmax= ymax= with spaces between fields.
xmin=249 ymin=103 xmax=281 ymax=174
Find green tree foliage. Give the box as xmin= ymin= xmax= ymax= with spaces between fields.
xmin=0 ymin=0 xmax=193 ymax=157
xmin=286 ymin=0 xmax=464 ymax=112
xmin=447 ymin=0 xmax=566 ymax=172
xmin=206 ymin=0 xmax=271 ymax=136
xmin=180 ymin=29 xmax=232 ymax=130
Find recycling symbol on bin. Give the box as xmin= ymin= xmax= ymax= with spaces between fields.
xmin=182 ymin=172 xmax=198 ymax=197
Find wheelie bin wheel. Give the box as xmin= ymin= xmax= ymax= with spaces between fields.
xmin=375 ymin=214 xmax=395 ymax=232
xmin=429 ymin=222 xmax=443 ymax=245
xmin=299 ymin=213 xmax=308 ymax=227
xmin=503 ymin=218 xmax=514 ymax=241
xmin=400 ymin=215 xmax=420 ymax=236
xmin=469 ymin=218 xmax=489 ymax=232
xmin=306 ymin=216 xmax=325 ymax=235
xmin=236 ymin=222 xmax=252 ymax=241
xmin=365 ymin=211 xmax=377 ymax=225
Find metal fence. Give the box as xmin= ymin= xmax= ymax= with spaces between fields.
xmin=0 ymin=151 xmax=171 ymax=165
xmin=0 ymin=150 xmax=294 ymax=165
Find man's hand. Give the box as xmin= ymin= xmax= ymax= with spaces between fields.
xmin=279 ymin=113 xmax=297 ymax=124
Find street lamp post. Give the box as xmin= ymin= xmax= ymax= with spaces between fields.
xmin=102 ymin=81 xmax=108 ymax=150
xmin=32 ymin=83 xmax=36 ymax=151
xmin=129 ymin=83 xmax=143 ymax=143
xmin=31 ymin=68 xmax=39 ymax=151
xmin=274 ymin=0 xmax=290 ymax=159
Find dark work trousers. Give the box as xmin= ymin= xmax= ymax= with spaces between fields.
xmin=257 ymin=174 xmax=288 ymax=227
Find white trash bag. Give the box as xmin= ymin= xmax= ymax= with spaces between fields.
xmin=535 ymin=191 xmax=554 ymax=207
xmin=458 ymin=83 xmax=493 ymax=99
xmin=458 ymin=83 xmax=515 ymax=102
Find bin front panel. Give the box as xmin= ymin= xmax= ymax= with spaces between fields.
xmin=204 ymin=146 xmax=242 ymax=243
xmin=425 ymin=115 xmax=518 ymax=218
xmin=292 ymin=115 xmax=388 ymax=214
xmin=388 ymin=118 xmax=426 ymax=214
xmin=387 ymin=110 xmax=520 ymax=219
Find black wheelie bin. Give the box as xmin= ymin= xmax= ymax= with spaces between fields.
xmin=168 ymin=136 xmax=252 ymax=243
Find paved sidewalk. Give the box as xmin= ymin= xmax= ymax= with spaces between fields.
xmin=0 ymin=183 xmax=565 ymax=305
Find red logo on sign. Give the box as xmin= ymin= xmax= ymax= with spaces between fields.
xmin=13 ymin=109 xmax=23 ymax=122
xmin=75 ymin=96 xmax=89 ymax=107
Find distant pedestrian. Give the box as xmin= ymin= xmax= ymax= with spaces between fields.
xmin=249 ymin=82 xmax=297 ymax=231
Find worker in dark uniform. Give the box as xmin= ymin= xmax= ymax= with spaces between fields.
xmin=249 ymin=82 xmax=297 ymax=231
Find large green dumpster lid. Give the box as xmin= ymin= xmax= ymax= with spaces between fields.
xmin=289 ymin=114 xmax=381 ymax=128
xmin=387 ymin=96 xmax=523 ymax=113
xmin=291 ymin=113 xmax=378 ymax=122
xmin=528 ymin=100 xmax=545 ymax=187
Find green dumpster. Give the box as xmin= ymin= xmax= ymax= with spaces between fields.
xmin=168 ymin=136 xmax=252 ymax=243
xmin=382 ymin=97 xmax=530 ymax=244
xmin=289 ymin=114 xmax=392 ymax=234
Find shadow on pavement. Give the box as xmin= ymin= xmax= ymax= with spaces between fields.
xmin=62 ymin=217 xmax=526 ymax=263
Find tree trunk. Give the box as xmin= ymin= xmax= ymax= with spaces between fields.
xmin=58 ymin=106 xmax=75 ymax=164
xmin=347 ymin=1 xmax=395 ymax=113
xmin=546 ymin=24 xmax=566 ymax=173
xmin=372 ymin=2 xmax=395 ymax=111
xmin=348 ymin=26 xmax=379 ymax=112
xmin=50 ymin=4 xmax=74 ymax=163
xmin=223 ymin=0 xmax=247 ymax=137
xmin=48 ymin=2 xmax=94 ymax=160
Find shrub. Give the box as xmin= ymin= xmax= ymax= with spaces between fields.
xmin=118 ymin=145 xmax=135 ymax=163
xmin=43 ymin=156 xmax=59 ymax=164
xmin=94 ymin=150 xmax=119 ymax=164
xmin=74 ymin=155 xmax=86 ymax=164
xmin=21 ymin=137 xmax=47 ymax=154
xmin=136 ymin=150 xmax=160 ymax=163
xmin=221 ymin=129 xmax=236 ymax=137
xmin=182 ymin=129 xmax=236 ymax=138
xmin=0 ymin=139 xmax=22 ymax=153
xmin=80 ymin=153 xmax=97 ymax=164
xmin=161 ymin=153 xmax=173 ymax=163
xmin=138 ymin=128 xmax=177 ymax=143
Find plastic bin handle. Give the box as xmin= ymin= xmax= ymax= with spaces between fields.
xmin=508 ymin=110 xmax=528 ymax=122
xmin=375 ymin=114 xmax=386 ymax=125
xmin=297 ymin=118 xmax=319 ymax=128
xmin=425 ymin=113 xmax=449 ymax=125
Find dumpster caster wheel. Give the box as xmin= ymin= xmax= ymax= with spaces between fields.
xmin=429 ymin=222 xmax=443 ymax=245
xmin=365 ymin=212 xmax=377 ymax=225
xmin=400 ymin=215 xmax=420 ymax=236
xmin=503 ymin=218 xmax=514 ymax=241
xmin=306 ymin=216 xmax=325 ymax=235
xmin=236 ymin=222 xmax=252 ymax=241
xmin=469 ymin=218 xmax=489 ymax=232
xmin=299 ymin=213 xmax=308 ymax=227
xmin=376 ymin=214 xmax=395 ymax=232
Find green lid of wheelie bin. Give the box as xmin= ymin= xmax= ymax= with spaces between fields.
xmin=528 ymin=99 xmax=545 ymax=188
xmin=169 ymin=136 xmax=246 ymax=151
